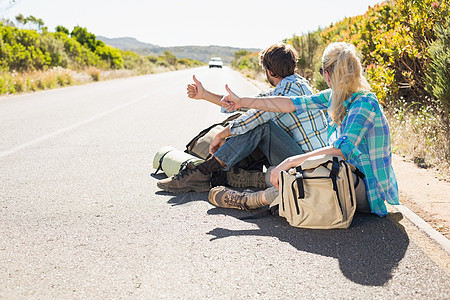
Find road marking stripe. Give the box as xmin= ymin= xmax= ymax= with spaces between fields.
xmin=0 ymin=81 xmax=181 ymax=159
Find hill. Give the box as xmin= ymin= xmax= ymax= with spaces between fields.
xmin=97 ymin=36 xmax=260 ymax=64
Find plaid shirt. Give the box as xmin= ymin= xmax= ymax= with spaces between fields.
xmin=291 ymin=89 xmax=399 ymax=216
xmin=227 ymin=74 xmax=327 ymax=152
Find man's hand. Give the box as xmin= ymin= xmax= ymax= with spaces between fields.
xmin=187 ymin=75 xmax=205 ymax=100
xmin=221 ymin=84 xmax=243 ymax=111
xmin=209 ymin=134 xmax=226 ymax=154
xmin=209 ymin=126 xmax=232 ymax=154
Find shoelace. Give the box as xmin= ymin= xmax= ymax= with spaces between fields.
xmin=224 ymin=192 xmax=248 ymax=210
xmin=173 ymin=166 xmax=195 ymax=180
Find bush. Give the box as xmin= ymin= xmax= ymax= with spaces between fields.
xmin=38 ymin=33 xmax=69 ymax=67
xmin=156 ymin=59 xmax=170 ymax=68
xmin=95 ymin=44 xmax=123 ymax=69
xmin=161 ymin=51 xmax=177 ymax=66
xmin=233 ymin=52 xmax=260 ymax=72
xmin=288 ymin=31 xmax=322 ymax=81
xmin=232 ymin=50 xmax=252 ymax=67
xmin=147 ymin=55 xmax=158 ymax=64
xmin=177 ymin=58 xmax=204 ymax=67
xmin=425 ymin=17 xmax=450 ymax=123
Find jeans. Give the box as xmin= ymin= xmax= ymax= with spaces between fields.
xmin=214 ymin=121 xmax=305 ymax=171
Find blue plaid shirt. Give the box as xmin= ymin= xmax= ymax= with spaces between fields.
xmin=291 ymin=89 xmax=400 ymax=216
xmin=226 ymin=74 xmax=327 ymax=152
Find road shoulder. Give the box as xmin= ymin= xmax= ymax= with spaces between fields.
xmin=392 ymin=154 xmax=450 ymax=239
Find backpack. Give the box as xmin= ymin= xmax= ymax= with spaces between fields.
xmin=273 ymin=154 xmax=358 ymax=229
xmin=244 ymin=155 xmax=362 ymax=229
xmin=185 ymin=113 xmax=241 ymax=160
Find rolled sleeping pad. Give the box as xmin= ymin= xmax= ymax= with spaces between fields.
xmin=153 ymin=146 xmax=204 ymax=177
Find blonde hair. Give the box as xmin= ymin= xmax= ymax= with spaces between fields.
xmin=322 ymin=42 xmax=371 ymax=124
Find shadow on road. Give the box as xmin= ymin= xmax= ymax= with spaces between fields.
xmin=206 ymin=208 xmax=409 ymax=287
xmin=155 ymin=191 xmax=209 ymax=206
xmin=154 ymin=190 xmax=409 ymax=286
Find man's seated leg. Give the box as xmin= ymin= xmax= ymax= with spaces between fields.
xmin=157 ymin=124 xmax=269 ymax=193
xmin=259 ymin=120 xmax=306 ymax=166
xmin=157 ymin=121 xmax=305 ymax=193
xmin=216 ymin=120 xmax=306 ymax=189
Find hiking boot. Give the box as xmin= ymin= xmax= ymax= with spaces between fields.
xmin=209 ymin=186 xmax=267 ymax=210
xmin=208 ymin=186 xmax=250 ymax=210
xmin=157 ymin=163 xmax=211 ymax=193
xmin=226 ymin=168 xmax=267 ymax=189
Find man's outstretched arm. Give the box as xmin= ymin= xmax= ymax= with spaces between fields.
xmin=187 ymin=75 xmax=223 ymax=106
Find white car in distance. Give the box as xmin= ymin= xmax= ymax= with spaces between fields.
xmin=208 ymin=57 xmax=223 ymax=68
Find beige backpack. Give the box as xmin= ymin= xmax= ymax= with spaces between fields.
xmin=271 ymin=154 xmax=357 ymax=229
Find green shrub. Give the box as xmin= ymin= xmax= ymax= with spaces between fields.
xmin=425 ymin=17 xmax=450 ymax=122
xmin=288 ymin=31 xmax=322 ymax=81
xmin=147 ymin=55 xmax=158 ymax=64
xmin=232 ymin=50 xmax=252 ymax=67
xmin=55 ymin=25 xmax=69 ymax=35
xmin=161 ymin=51 xmax=177 ymax=66
xmin=95 ymin=44 xmax=123 ymax=69
xmin=156 ymin=59 xmax=170 ymax=68
xmin=233 ymin=54 xmax=259 ymax=71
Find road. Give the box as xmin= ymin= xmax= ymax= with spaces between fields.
xmin=1 ymin=66 xmax=449 ymax=299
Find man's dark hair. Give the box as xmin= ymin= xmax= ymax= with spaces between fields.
xmin=259 ymin=43 xmax=298 ymax=78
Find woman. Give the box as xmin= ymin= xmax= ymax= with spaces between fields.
xmin=209 ymin=42 xmax=399 ymax=217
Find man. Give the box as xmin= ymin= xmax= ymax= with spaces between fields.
xmin=157 ymin=43 xmax=327 ymax=195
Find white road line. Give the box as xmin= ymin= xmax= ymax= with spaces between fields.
xmin=0 ymin=81 xmax=181 ymax=159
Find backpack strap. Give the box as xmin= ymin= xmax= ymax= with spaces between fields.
xmin=352 ymin=167 xmax=365 ymax=189
xmin=330 ymin=157 xmax=340 ymax=192
xmin=152 ymin=150 xmax=174 ymax=175
xmin=291 ymin=166 xmax=304 ymax=215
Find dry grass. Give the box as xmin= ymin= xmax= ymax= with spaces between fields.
xmin=0 ymin=66 xmax=158 ymax=96
xmin=1 ymin=67 xmax=92 ymax=95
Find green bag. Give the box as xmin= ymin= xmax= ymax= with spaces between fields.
xmin=153 ymin=146 xmax=204 ymax=178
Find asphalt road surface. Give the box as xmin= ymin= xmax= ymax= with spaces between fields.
xmin=1 ymin=67 xmax=449 ymax=299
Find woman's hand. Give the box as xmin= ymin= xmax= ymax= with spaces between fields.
xmin=270 ymin=155 xmax=308 ymax=189
xmin=269 ymin=165 xmax=284 ymax=189
xmin=221 ymin=84 xmax=243 ymax=111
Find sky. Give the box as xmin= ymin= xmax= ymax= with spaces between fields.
xmin=1 ymin=0 xmax=383 ymax=49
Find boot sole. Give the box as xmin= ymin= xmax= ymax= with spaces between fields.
xmin=226 ymin=170 xmax=267 ymax=189
xmin=157 ymin=182 xmax=210 ymax=193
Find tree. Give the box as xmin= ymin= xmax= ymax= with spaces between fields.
xmin=15 ymin=14 xmax=46 ymax=32
xmin=55 ymin=25 xmax=69 ymax=35
xmin=70 ymin=26 xmax=97 ymax=52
